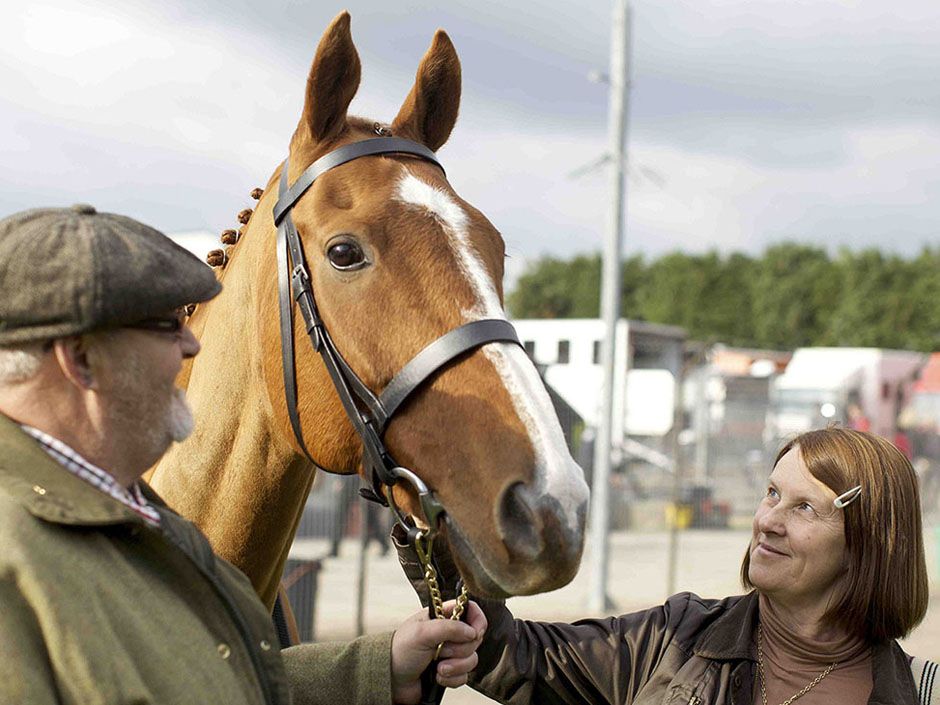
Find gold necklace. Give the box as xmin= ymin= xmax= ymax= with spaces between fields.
xmin=757 ymin=622 xmax=838 ymax=705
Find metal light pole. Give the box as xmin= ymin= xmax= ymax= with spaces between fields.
xmin=587 ymin=0 xmax=633 ymax=614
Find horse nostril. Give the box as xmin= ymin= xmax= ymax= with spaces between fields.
xmin=497 ymin=483 xmax=544 ymax=561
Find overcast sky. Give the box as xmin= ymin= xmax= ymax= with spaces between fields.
xmin=2 ymin=0 xmax=938 ymax=280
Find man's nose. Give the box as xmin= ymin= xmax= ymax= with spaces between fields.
xmin=180 ymin=325 xmax=201 ymax=359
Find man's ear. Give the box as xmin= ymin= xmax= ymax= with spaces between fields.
xmin=53 ymin=337 xmax=97 ymax=390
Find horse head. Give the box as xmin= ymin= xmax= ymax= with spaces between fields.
xmin=197 ymin=12 xmax=589 ymax=599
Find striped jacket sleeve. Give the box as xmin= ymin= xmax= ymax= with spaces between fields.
xmin=912 ymin=657 xmax=939 ymax=705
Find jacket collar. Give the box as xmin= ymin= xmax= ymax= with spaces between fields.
xmin=0 ymin=413 xmax=143 ymax=526
xmin=694 ymin=591 xmax=760 ymax=661
xmin=868 ymin=640 xmax=918 ymax=705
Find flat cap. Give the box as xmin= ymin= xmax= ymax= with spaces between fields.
xmin=0 ymin=204 xmax=222 ymax=345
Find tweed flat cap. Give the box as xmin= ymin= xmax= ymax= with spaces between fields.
xmin=0 ymin=204 xmax=222 ymax=345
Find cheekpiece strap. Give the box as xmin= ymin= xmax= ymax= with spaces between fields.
xmin=276 ymin=161 xmax=318 ymax=464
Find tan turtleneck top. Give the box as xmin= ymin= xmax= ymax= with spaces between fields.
xmin=754 ymin=594 xmax=873 ymax=705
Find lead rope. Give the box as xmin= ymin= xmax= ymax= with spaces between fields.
xmin=413 ymin=529 xmax=470 ymax=705
xmin=415 ymin=531 xmax=470 ymax=634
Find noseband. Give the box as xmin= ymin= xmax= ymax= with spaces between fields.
xmin=273 ymin=136 xmax=522 ymax=533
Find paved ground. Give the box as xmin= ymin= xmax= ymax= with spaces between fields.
xmin=292 ymin=526 xmax=940 ymax=704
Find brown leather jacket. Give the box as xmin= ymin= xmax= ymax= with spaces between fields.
xmin=392 ymin=529 xmax=920 ymax=705
xmin=468 ymin=592 xmax=920 ymax=705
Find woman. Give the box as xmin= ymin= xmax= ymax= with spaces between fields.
xmin=399 ymin=427 xmax=938 ymax=704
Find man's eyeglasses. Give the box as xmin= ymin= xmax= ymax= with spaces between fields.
xmin=124 ymin=309 xmax=186 ymax=336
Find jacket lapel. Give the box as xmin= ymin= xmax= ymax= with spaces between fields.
xmin=693 ymin=591 xmax=759 ymax=662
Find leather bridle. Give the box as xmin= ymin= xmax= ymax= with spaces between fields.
xmin=273 ymin=136 xmax=523 ymax=533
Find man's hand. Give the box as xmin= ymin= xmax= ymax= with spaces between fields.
xmin=390 ymin=600 xmax=487 ymax=705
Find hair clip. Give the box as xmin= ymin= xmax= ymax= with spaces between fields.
xmin=833 ymin=485 xmax=862 ymax=509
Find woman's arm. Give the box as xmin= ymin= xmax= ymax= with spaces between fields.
xmin=468 ymin=596 xmax=687 ymax=705
xmin=393 ymin=526 xmax=691 ymax=705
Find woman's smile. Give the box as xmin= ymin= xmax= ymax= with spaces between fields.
xmin=755 ymin=541 xmax=789 ymax=558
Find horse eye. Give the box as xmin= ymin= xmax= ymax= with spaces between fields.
xmin=327 ymin=241 xmax=366 ymax=271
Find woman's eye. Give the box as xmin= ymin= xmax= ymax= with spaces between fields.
xmin=798 ymin=502 xmax=815 ymax=513
xmin=327 ymin=241 xmax=366 ymax=270
xmin=766 ymin=487 xmax=779 ymax=499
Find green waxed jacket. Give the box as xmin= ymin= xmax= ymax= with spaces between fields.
xmin=0 ymin=415 xmax=393 ymax=705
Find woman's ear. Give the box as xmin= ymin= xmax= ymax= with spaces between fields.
xmin=53 ymin=336 xmax=97 ymax=390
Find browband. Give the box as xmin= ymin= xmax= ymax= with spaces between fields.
xmin=274 ymin=137 xmax=443 ymax=225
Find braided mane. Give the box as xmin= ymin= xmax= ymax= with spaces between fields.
xmin=183 ymin=187 xmax=265 ymax=318
xmin=205 ymin=187 xmax=264 ymax=270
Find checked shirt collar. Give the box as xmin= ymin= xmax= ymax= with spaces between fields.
xmin=19 ymin=424 xmax=161 ymax=527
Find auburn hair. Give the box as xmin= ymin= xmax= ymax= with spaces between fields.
xmin=741 ymin=427 xmax=929 ymax=643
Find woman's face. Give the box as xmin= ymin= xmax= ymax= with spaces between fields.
xmin=748 ymin=446 xmax=847 ymax=611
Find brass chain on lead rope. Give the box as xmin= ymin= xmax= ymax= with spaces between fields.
xmin=414 ymin=529 xmax=470 ymax=659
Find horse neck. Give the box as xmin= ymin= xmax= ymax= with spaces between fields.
xmin=149 ymin=217 xmax=318 ymax=609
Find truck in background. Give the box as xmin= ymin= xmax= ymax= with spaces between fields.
xmin=908 ymin=353 xmax=940 ymax=429
xmin=904 ymin=353 xmax=940 ymax=520
xmin=766 ymin=347 xmax=926 ymax=448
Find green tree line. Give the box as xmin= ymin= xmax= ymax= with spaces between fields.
xmin=507 ymin=244 xmax=940 ymax=351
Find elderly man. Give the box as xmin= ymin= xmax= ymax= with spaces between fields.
xmin=0 ymin=205 xmax=484 ymax=705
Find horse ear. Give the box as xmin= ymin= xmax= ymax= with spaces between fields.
xmin=391 ymin=30 xmax=461 ymax=152
xmin=297 ymin=11 xmax=361 ymax=145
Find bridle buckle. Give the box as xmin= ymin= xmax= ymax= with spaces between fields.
xmin=291 ymin=263 xmax=311 ymax=296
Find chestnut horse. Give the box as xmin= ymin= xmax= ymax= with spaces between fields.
xmin=146 ymin=12 xmax=588 ymax=610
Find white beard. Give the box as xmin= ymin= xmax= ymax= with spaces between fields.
xmin=105 ymin=349 xmax=192 ymax=461
xmin=168 ymin=388 xmax=194 ymax=443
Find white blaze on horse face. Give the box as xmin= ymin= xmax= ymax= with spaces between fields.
xmin=483 ymin=343 xmax=589 ymax=536
xmin=395 ymin=172 xmax=588 ymax=535
xmin=395 ymin=171 xmax=499 ymax=319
